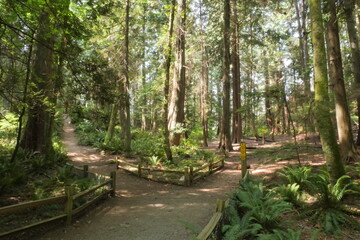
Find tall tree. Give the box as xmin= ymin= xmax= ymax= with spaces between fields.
xmin=200 ymin=0 xmax=209 ymax=147
xmin=343 ymin=0 xmax=360 ymax=146
xmin=231 ymin=0 xmax=242 ymax=143
xmin=221 ymin=0 xmax=233 ymax=151
xmin=21 ymin=6 xmax=57 ymax=156
xmin=308 ymin=0 xmax=345 ymax=181
xmin=324 ymin=0 xmax=357 ymax=161
xmin=123 ymin=0 xmax=132 ymax=152
xmin=163 ymin=0 xmax=176 ymax=161
xmin=168 ymin=0 xmax=187 ymax=146
xmin=294 ymin=0 xmax=311 ymax=96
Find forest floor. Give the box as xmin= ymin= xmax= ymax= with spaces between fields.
xmin=35 ymin=117 xmax=327 ymax=240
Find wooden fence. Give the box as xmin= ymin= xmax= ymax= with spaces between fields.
xmin=116 ymin=157 xmax=225 ymax=186
xmin=0 ymin=166 xmax=116 ymax=238
xmin=196 ymin=199 xmax=228 ymax=240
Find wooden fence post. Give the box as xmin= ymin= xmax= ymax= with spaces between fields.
xmin=190 ymin=166 xmax=194 ymax=184
xmin=215 ymin=199 xmax=226 ymax=212
xmin=240 ymin=142 xmax=247 ymax=179
xmin=138 ymin=164 xmax=142 ymax=177
xmin=116 ymin=157 xmax=119 ymax=169
xmin=110 ymin=171 xmax=116 ymax=197
xmin=65 ymin=185 xmax=73 ymax=226
xmin=184 ymin=167 xmax=190 ymax=186
xmin=83 ymin=165 xmax=89 ymax=178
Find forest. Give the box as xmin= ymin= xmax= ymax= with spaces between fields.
xmin=1 ymin=0 xmax=360 ymax=239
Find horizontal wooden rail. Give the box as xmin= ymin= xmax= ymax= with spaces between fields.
xmin=116 ymin=157 xmax=225 ymax=186
xmin=0 ymin=214 xmax=67 ymax=238
xmin=73 ymin=189 xmax=112 ymax=215
xmin=0 ymin=167 xmax=116 ymax=238
xmin=72 ymin=179 xmax=112 ymax=200
xmin=196 ymin=199 xmax=229 ymax=240
xmin=0 ymin=196 xmax=66 ymax=216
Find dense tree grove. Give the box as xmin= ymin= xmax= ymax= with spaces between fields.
xmin=1 ymin=0 xmax=360 ymax=182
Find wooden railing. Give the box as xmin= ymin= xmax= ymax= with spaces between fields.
xmin=196 ymin=199 xmax=228 ymax=240
xmin=116 ymin=157 xmax=225 ymax=186
xmin=0 ymin=167 xmax=116 ymax=238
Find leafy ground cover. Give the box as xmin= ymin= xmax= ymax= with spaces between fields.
xmin=219 ymin=152 xmax=360 ymax=240
xmin=71 ymin=112 xmax=220 ymax=171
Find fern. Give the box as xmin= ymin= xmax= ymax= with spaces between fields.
xmin=276 ymin=183 xmax=304 ymax=207
xmin=257 ymin=228 xmax=301 ymax=240
xmin=234 ymin=180 xmax=292 ymax=231
xmin=279 ymin=165 xmax=311 ymax=191
xmin=222 ymin=212 xmax=262 ymax=240
xmin=222 ymin=175 xmax=292 ymax=239
xmin=304 ymin=169 xmax=360 ymax=234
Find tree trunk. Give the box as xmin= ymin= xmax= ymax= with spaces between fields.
xmin=141 ymin=4 xmax=148 ymax=131
xmin=200 ymin=0 xmax=209 ymax=147
xmin=163 ymin=0 xmax=176 ymax=161
xmin=168 ymin=0 xmax=186 ymax=146
xmin=343 ymin=0 xmax=360 ymax=146
xmin=123 ymin=0 xmax=131 ymax=152
xmin=105 ymin=102 xmax=118 ymax=145
xmin=325 ymin=0 xmax=357 ymax=161
xmin=294 ymin=0 xmax=311 ymax=95
xmin=308 ymin=0 xmax=345 ymax=181
xmin=21 ymin=11 xmax=55 ymax=156
xmin=231 ymin=0 xmax=242 ymax=144
xmin=221 ymin=0 xmax=233 ymax=151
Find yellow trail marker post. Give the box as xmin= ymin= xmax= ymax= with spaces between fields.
xmin=240 ymin=143 xmax=247 ymax=179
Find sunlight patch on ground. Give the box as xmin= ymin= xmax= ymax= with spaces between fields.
xmin=197 ymin=188 xmax=222 ymax=193
xmin=147 ymin=203 xmax=166 ymax=208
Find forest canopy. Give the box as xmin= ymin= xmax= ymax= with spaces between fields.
xmin=1 ymin=0 xmax=360 ymax=182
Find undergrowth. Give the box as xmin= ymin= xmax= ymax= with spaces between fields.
xmin=220 ymin=166 xmax=360 ymax=239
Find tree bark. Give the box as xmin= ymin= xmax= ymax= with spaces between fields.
xmin=105 ymin=102 xmax=118 ymax=145
xmin=264 ymin=51 xmax=275 ymax=140
xmin=163 ymin=0 xmax=176 ymax=161
xmin=123 ymin=0 xmax=132 ymax=152
xmin=343 ymin=0 xmax=360 ymax=146
xmin=21 ymin=10 xmax=55 ymax=156
xmin=325 ymin=0 xmax=357 ymax=161
xmin=168 ymin=0 xmax=187 ymax=146
xmin=200 ymin=0 xmax=209 ymax=147
xmin=308 ymin=0 xmax=345 ymax=181
xmin=231 ymin=0 xmax=242 ymax=144
xmin=221 ymin=0 xmax=233 ymax=151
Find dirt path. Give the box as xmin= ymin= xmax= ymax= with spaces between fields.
xmin=37 ymin=117 xmax=245 ymax=240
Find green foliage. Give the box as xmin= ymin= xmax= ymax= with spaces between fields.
xmin=276 ymin=183 xmax=303 ymax=207
xmin=131 ymin=130 xmax=165 ymax=159
xmin=147 ymin=155 xmax=161 ymax=166
xmin=0 ymin=159 xmax=27 ymax=193
xmin=279 ymin=165 xmax=312 ymax=191
xmin=304 ymin=170 xmax=360 ymax=234
xmin=257 ymin=228 xmax=301 ymax=240
xmin=0 ymin=112 xmax=18 ymax=139
xmin=222 ymin=175 xmax=292 ymax=239
xmin=56 ymin=165 xmax=75 ymax=183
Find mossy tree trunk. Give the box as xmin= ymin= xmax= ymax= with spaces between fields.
xmin=308 ymin=0 xmax=345 ymax=181
xmin=163 ymin=0 xmax=176 ymax=161
xmin=324 ymin=0 xmax=357 ymax=161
